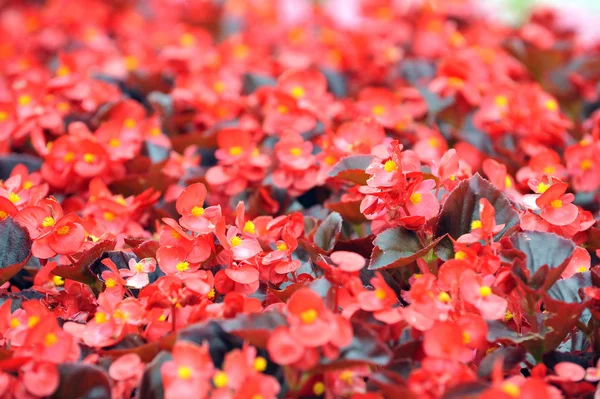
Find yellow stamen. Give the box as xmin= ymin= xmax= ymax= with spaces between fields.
xmin=213 ymin=81 xmax=226 ymax=93
xmin=178 ymin=366 xmax=192 ymax=379
xmin=95 ymin=312 xmax=108 ymax=324
xmin=103 ymin=212 xmax=115 ymax=222
xmin=276 ymin=242 xmax=288 ymax=251
xmin=179 ymin=33 xmax=195 ymax=47
xmin=494 ymin=95 xmax=508 ymax=107
xmin=501 ymin=382 xmax=520 ymax=397
xmin=0 ymin=211 xmax=7 ymax=220
xmin=536 ymin=182 xmax=550 ymax=193
xmin=18 ymin=95 xmax=31 ymax=106
xmin=52 ymin=275 xmax=64 ymax=286
xmin=230 ymin=236 xmax=242 ymax=247
xmin=289 ymin=147 xmax=302 ymax=156
xmin=176 ymin=261 xmax=189 ymax=272
xmin=438 ymin=292 xmax=451 ymax=303
xmin=63 ymin=152 xmax=74 ymax=162
xmin=479 ymin=286 xmax=492 ymax=297
xmin=191 ymin=206 xmax=205 ymax=217
xmin=109 ymin=138 xmax=121 ymax=148
xmin=277 ymin=105 xmax=289 ymax=114
xmin=375 ymin=288 xmax=386 ymax=300
xmin=44 ymin=332 xmax=57 ymax=346
xmin=254 ymin=356 xmax=267 ymax=372
xmin=577 ymin=266 xmax=588 ymax=273
xmin=243 ymin=221 xmax=255 ymax=234
xmin=580 ymin=159 xmax=593 ymax=171
xmin=105 ymin=278 xmax=116 ymax=288
xmin=8 ymin=192 xmax=20 ymax=203
xmin=372 ymin=105 xmax=385 ymax=116
xmin=313 ymin=382 xmax=325 ymax=395
xmin=383 ymin=160 xmax=397 ymax=172
xmin=545 ymin=99 xmax=558 ymax=111
xmin=10 ymin=318 xmax=20 ymax=328
xmin=300 ymin=309 xmax=318 ymax=324
xmin=462 ymin=331 xmax=471 ymax=344
xmin=409 ymin=193 xmax=422 ymax=205
xmin=123 ymin=118 xmax=136 ymax=129
xmin=471 ymin=220 xmax=482 ymax=230
xmin=57 ymin=225 xmax=70 ymax=235
xmin=83 ymin=153 xmax=96 ymax=163
xmin=42 ymin=216 xmax=55 ymax=228
xmin=550 ymin=199 xmax=562 ymax=209
xmin=290 ymin=86 xmax=305 ymax=99
xmin=229 ymin=146 xmax=243 ymax=156
xmin=212 ymin=371 xmax=228 ymax=388
xmin=27 ymin=315 xmax=40 ymax=328
xmin=454 ymin=250 xmax=466 ymax=260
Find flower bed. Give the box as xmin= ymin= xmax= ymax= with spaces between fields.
xmin=0 ymin=0 xmax=599 ymax=398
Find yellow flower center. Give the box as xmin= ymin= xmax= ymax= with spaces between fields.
xmin=109 ymin=138 xmax=121 ymax=148
xmin=454 ymin=250 xmax=466 ymax=260
xmin=504 ymin=310 xmax=514 ymax=321
xmin=447 ymin=77 xmax=464 ymax=88
xmin=191 ymin=206 xmax=205 ymax=217
xmin=409 ymin=193 xmax=422 ymax=205
xmin=229 ymin=146 xmax=243 ymax=156
xmin=18 ymin=95 xmax=31 ymax=106
xmin=300 ymin=308 xmax=318 ymax=324
xmin=276 ymin=242 xmax=288 ymax=251
xmin=207 ymin=288 xmax=216 ymax=299
xmin=180 ymin=33 xmax=195 ymax=47
xmin=0 ymin=111 xmax=8 ymax=122
xmin=178 ymin=366 xmax=192 ymax=379
xmin=479 ymin=286 xmax=492 ymax=297
xmin=170 ymin=231 xmax=181 ymax=240
xmin=462 ymin=331 xmax=471 ymax=344
xmin=56 ymin=65 xmax=70 ymax=77
xmin=577 ymin=266 xmax=588 ymax=273
xmin=213 ymin=81 xmax=226 ymax=93
xmin=277 ymin=104 xmax=289 ymax=114
xmin=57 ymin=225 xmax=70 ymax=235
xmin=313 ymin=382 xmax=325 ymax=395
xmin=83 ymin=153 xmax=96 ymax=163
xmin=438 ymin=292 xmax=451 ymax=303
xmin=123 ymin=118 xmax=136 ymax=129
xmin=372 ymin=104 xmax=386 ymax=116
xmin=375 ymin=288 xmax=386 ymax=300
xmin=213 ymin=371 xmax=228 ymax=388
xmin=413 ymin=273 xmax=422 ymax=279
xmin=28 ymin=315 xmax=40 ymax=328
xmin=383 ymin=160 xmax=397 ymax=172
xmin=23 ymin=180 xmax=33 ymax=189
xmin=289 ymin=147 xmax=302 ymax=156
xmin=494 ymin=95 xmax=508 ymax=107
xmin=550 ymin=199 xmax=562 ymax=209
xmin=0 ymin=211 xmax=6 ymax=220
xmin=95 ymin=311 xmax=108 ymax=324
xmin=52 ymin=275 xmax=64 ymax=286
xmin=580 ymin=159 xmax=593 ymax=171
xmin=232 ymin=43 xmax=249 ymax=59
xmin=135 ymin=263 xmax=144 ymax=272
xmin=471 ymin=220 xmax=482 ymax=230
xmin=243 ymin=221 xmax=255 ymax=234
xmin=41 ymin=216 xmax=56 ymax=228
xmin=536 ymin=182 xmax=549 ymax=193
xmin=103 ymin=212 xmax=115 ymax=222
xmin=63 ymin=152 xmax=75 ymax=162
xmin=501 ymin=382 xmax=521 ymax=397
xmin=176 ymin=261 xmax=189 ymax=272
xmin=324 ymin=155 xmax=337 ymax=166
xmin=230 ymin=236 xmax=242 ymax=247
xmin=150 ymin=127 xmax=161 ymax=136
xmin=290 ymin=85 xmax=305 ymax=99
xmin=10 ymin=318 xmax=20 ymax=328
xmin=105 ymin=278 xmax=116 ymax=288
xmin=505 ymin=176 xmax=512 ymax=188
xmin=8 ymin=192 xmax=20 ymax=203
xmin=124 ymin=55 xmax=138 ymax=70
xmin=340 ymin=370 xmax=353 ymax=383
xmin=44 ymin=332 xmax=57 ymax=346
xmin=543 ymin=166 xmax=555 ymax=174
xmin=545 ymin=99 xmax=558 ymax=111
xmin=254 ymin=356 xmax=267 ymax=372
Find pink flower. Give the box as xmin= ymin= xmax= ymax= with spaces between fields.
xmin=119 ymin=258 xmax=156 ymax=289
xmin=460 ymin=269 xmax=507 ymax=320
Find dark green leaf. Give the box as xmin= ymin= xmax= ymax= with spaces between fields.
xmin=434 ymin=173 xmax=519 ymax=241
xmin=0 ymin=217 xmax=31 ymax=285
xmin=314 ymin=212 xmax=343 ymax=253
xmin=52 ymin=363 xmax=111 ymax=399
xmin=328 ymin=155 xmax=374 ymax=185
xmin=369 ymin=227 xmax=445 ymax=270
